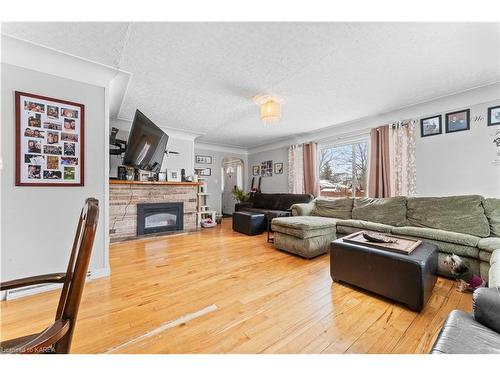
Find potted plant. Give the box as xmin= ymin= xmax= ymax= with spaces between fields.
xmin=232 ymin=186 xmax=249 ymax=203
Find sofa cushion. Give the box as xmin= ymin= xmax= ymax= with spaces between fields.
xmin=391 ymin=226 xmax=480 ymax=247
xmin=272 ymin=216 xmax=337 ymax=239
xmin=391 ymin=232 xmax=479 ymax=259
xmin=352 ymin=197 xmax=407 ymax=226
xmin=291 ymin=202 xmax=315 ymax=217
xmin=311 ymin=198 xmax=353 ymax=219
xmin=478 ymin=237 xmax=500 ymax=253
xmin=336 ymin=219 xmax=393 ymax=233
xmin=406 ymin=195 xmax=490 ymax=237
xmin=252 ymin=193 xmax=280 ymax=210
xmin=483 ymin=198 xmax=500 ymax=237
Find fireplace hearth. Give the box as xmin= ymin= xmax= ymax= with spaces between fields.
xmin=137 ymin=202 xmax=184 ymax=235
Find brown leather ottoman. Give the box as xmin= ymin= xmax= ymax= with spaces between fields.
xmin=330 ymin=238 xmax=438 ymax=312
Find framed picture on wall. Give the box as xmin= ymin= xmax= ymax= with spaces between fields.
xmin=261 ymin=160 xmax=273 ymax=177
xmin=15 ymin=91 xmax=84 ymax=186
xmin=252 ymin=165 xmax=260 ymax=176
xmin=195 ymin=167 xmax=211 ymax=176
xmin=195 ymin=155 xmax=212 ymax=164
xmin=274 ymin=162 xmax=284 ymax=174
xmin=420 ymin=115 xmax=442 ymax=137
xmin=488 ymin=105 xmax=500 ymax=126
xmin=445 ymin=109 xmax=470 ymax=133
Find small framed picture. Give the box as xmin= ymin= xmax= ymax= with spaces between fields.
xmin=195 ymin=155 xmax=212 ymax=164
xmin=274 ymin=162 xmax=284 ymax=174
xmin=446 ymin=109 xmax=470 ymax=133
xmin=488 ymin=105 xmax=500 ymax=126
xmin=420 ymin=115 xmax=442 ymax=137
xmin=195 ymin=167 xmax=211 ymax=177
xmin=252 ymin=165 xmax=260 ymax=176
xmin=167 ymin=169 xmax=181 ymax=182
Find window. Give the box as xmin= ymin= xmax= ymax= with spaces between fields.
xmin=318 ymin=141 xmax=368 ymax=198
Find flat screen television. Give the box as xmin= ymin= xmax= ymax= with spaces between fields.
xmin=122 ymin=110 xmax=169 ymax=173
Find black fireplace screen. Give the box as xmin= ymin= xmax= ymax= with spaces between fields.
xmin=137 ymin=202 xmax=184 ymax=235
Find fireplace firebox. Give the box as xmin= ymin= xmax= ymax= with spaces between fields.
xmin=137 ymin=202 xmax=184 ymax=235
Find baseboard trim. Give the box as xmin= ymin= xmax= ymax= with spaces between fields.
xmin=2 ymin=267 xmax=111 ymax=301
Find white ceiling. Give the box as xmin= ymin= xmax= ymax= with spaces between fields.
xmin=3 ymin=22 xmax=499 ymax=148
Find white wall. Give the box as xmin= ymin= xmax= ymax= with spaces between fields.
xmin=109 ymin=119 xmax=195 ymax=178
xmin=415 ymin=99 xmax=500 ymax=197
xmin=247 ymin=147 xmax=289 ymax=193
xmin=1 ymin=63 xmax=108 ymax=282
xmin=194 ymin=146 xmax=248 ymax=213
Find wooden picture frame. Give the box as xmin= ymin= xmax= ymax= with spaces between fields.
xmin=252 ymin=165 xmax=260 ymax=176
xmin=195 ymin=167 xmax=211 ymax=177
xmin=445 ymin=109 xmax=470 ymax=133
xmin=488 ymin=105 xmax=500 ymax=126
xmin=15 ymin=91 xmax=85 ymax=186
xmin=274 ymin=162 xmax=284 ymax=174
xmin=195 ymin=155 xmax=212 ymax=164
xmin=167 ymin=169 xmax=181 ymax=182
xmin=420 ymin=115 xmax=442 ymax=137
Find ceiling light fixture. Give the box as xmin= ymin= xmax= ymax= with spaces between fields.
xmin=253 ymin=94 xmax=283 ymax=124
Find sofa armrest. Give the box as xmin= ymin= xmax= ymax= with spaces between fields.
xmin=473 ymin=287 xmax=500 ymax=333
xmin=235 ymin=202 xmax=252 ymax=212
xmin=291 ymin=202 xmax=315 ymax=216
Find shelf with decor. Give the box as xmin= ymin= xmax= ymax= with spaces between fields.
xmin=196 ymin=178 xmax=216 ymax=228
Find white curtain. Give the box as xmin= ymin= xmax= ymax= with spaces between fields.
xmin=288 ymin=144 xmax=304 ymax=194
xmin=389 ymin=120 xmax=417 ymax=196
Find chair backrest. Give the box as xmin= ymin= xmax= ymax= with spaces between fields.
xmin=54 ymin=197 xmax=99 ymax=353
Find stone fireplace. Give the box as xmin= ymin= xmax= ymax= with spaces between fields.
xmin=109 ymin=180 xmax=199 ymax=242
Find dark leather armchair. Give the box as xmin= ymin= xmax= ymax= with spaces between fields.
xmin=431 ymin=287 xmax=500 ymax=354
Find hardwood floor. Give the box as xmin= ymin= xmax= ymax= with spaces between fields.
xmin=0 ymin=219 xmax=471 ymax=354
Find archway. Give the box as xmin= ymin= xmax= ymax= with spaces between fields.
xmin=221 ymin=157 xmax=244 ymax=215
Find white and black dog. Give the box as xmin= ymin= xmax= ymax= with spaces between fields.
xmin=443 ymin=254 xmax=486 ymax=292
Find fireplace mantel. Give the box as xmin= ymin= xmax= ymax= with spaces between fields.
xmin=109 ymin=179 xmax=201 ymax=186
xmin=109 ymin=181 xmax=198 ymax=242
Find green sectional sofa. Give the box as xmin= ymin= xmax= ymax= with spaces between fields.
xmin=271 ymin=195 xmax=500 ymax=282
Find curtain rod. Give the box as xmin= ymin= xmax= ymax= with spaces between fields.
xmin=390 ymin=119 xmax=417 ymax=128
xmin=375 ymin=119 xmax=417 ymax=131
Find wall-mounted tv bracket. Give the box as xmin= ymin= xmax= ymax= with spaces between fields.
xmin=109 ymin=127 xmax=127 ymax=155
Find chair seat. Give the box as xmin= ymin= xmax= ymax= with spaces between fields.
xmin=0 ymin=332 xmax=53 ymax=354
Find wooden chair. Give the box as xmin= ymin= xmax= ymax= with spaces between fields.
xmin=1 ymin=198 xmax=99 ymax=354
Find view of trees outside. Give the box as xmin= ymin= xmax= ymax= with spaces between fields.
xmin=318 ymin=142 xmax=368 ymax=197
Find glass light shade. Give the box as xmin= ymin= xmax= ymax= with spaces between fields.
xmin=260 ymin=99 xmax=281 ymax=123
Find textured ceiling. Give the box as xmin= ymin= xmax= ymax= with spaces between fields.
xmin=3 ymin=22 xmax=499 ymax=148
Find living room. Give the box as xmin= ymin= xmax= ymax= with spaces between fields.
xmin=1 ymin=1 xmax=500 ymax=373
